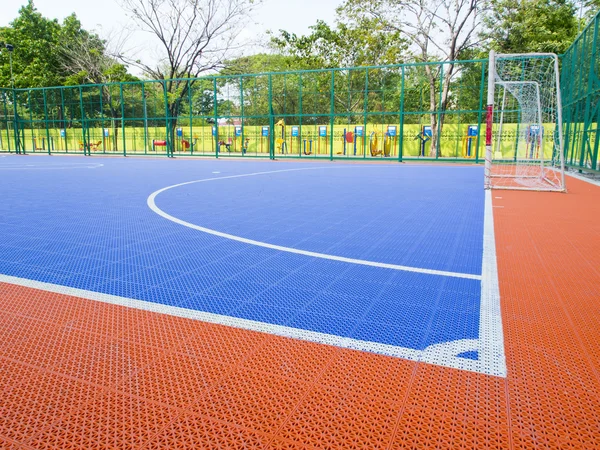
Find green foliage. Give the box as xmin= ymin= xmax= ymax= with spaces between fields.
xmin=222 ymin=54 xmax=299 ymax=75
xmin=270 ymin=19 xmax=407 ymax=69
xmin=485 ymin=0 xmax=580 ymax=54
xmin=0 ymin=1 xmax=134 ymax=89
xmin=0 ymin=1 xmax=63 ymax=88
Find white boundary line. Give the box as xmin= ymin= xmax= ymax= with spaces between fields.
xmin=146 ymin=167 xmax=481 ymax=281
xmin=478 ymin=190 xmax=507 ymax=377
xmin=0 ymin=162 xmax=104 ymax=170
xmin=419 ymin=190 xmax=506 ymax=377
xmin=0 ymin=273 xmax=505 ymax=376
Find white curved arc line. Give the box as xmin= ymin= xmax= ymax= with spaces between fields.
xmin=147 ymin=167 xmax=481 ymax=281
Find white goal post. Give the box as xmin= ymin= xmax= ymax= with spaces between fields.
xmin=485 ymin=51 xmax=566 ymax=192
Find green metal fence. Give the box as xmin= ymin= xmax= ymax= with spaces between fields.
xmin=1 ymin=60 xmax=496 ymax=161
xmin=1 ymin=14 xmax=597 ymax=167
xmin=561 ymin=9 xmax=600 ymax=172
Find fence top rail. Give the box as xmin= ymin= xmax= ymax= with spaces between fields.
xmin=2 ymin=58 xmax=487 ymax=93
xmin=496 ymin=53 xmax=559 ymax=59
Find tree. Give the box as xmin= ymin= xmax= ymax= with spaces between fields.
xmin=484 ymin=0 xmax=579 ymax=54
xmin=0 ymin=1 xmax=63 ymax=88
xmin=116 ymin=0 xmax=262 ymax=154
xmin=222 ymin=53 xmax=299 ymax=75
xmin=270 ymin=19 xmax=408 ymax=69
xmin=0 ymin=2 xmax=134 ymax=90
xmin=341 ymin=0 xmax=485 ymax=156
xmin=58 ymin=18 xmax=138 ymax=150
xmin=577 ymin=0 xmax=600 ymax=19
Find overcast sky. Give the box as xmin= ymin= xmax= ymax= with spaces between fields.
xmin=0 ymin=0 xmax=341 ymax=66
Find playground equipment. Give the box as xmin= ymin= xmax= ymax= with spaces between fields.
xmin=173 ymin=128 xmax=190 ymax=152
xmin=463 ymin=125 xmax=478 ymax=158
xmin=318 ymin=126 xmax=327 ymax=155
xmin=303 ymin=139 xmax=313 ymax=155
xmin=33 ymin=137 xmax=54 ymax=152
xmin=241 ymin=137 xmax=249 ymax=155
xmin=383 ymin=126 xmax=397 ymax=157
xmin=103 ymin=128 xmax=110 ymax=151
xmin=341 ymin=129 xmax=353 ymax=155
xmin=261 ymin=126 xmax=269 ymax=154
xmin=79 ymin=139 xmax=102 ymax=151
xmin=291 ymin=126 xmax=300 ymax=154
xmin=152 ymin=140 xmax=167 ymax=151
xmin=59 ymin=129 xmax=67 ymax=150
xmin=526 ymin=124 xmax=543 ymax=159
xmin=369 ymin=131 xmax=382 ymax=156
xmin=275 ymin=119 xmax=286 ymax=154
xmin=415 ymin=125 xmax=432 ymax=156
xmin=217 ymin=138 xmax=233 ymax=153
xmin=342 ymin=126 xmax=364 ymax=156
xmin=235 ymin=126 xmax=243 ymax=153
xmin=340 ymin=129 xmax=351 ymax=155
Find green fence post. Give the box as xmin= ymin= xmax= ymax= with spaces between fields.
xmin=213 ymin=77 xmax=219 ymax=158
xmin=475 ymin=61 xmax=486 ymax=163
xmin=99 ymin=86 xmax=106 ymax=153
xmin=163 ymin=80 xmax=171 ymax=157
xmin=60 ymin=87 xmax=68 ymax=153
xmin=399 ymin=66 xmax=405 ymax=162
xmin=269 ymin=73 xmax=274 ymax=159
xmin=363 ymin=68 xmax=368 ymax=158
xmin=436 ymin=63 xmax=443 ymax=159
xmin=23 ymin=90 xmax=36 ymax=153
xmin=240 ymin=76 xmax=244 ymax=157
xmin=11 ymin=89 xmax=21 ymax=154
xmin=580 ymin=18 xmax=599 ymax=170
xmin=568 ymin=40 xmax=580 ymax=167
xmin=42 ymin=89 xmax=51 ymax=155
xmin=119 ymin=83 xmax=126 ymax=156
xmin=78 ymin=86 xmax=88 ymax=156
xmin=141 ymin=83 xmax=148 ymax=155
xmin=299 ymin=73 xmax=303 ymax=158
xmin=188 ymin=80 xmax=193 ymax=156
xmin=330 ymin=70 xmax=335 ymax=160
xmin=2 ymin=91 xmax=11 ymax=152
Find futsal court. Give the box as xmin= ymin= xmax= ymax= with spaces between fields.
xmin=0 ymin=154 xmax=598 ymax=449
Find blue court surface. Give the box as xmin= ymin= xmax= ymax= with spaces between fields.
xmin=0 ymin=156 xmax=501 ymax=374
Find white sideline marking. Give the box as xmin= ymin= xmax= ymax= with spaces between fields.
xmin=0 ymin=273 xmax=505 ymax=377
xmin=147 ymin=167 xmax=481 ymax=281
xmin=478 ymin=190 xmax=507 ymax=377
xmin=420 ymin=190 xmax=506 ymax=377
xmin=0 ymin=162 xmax=103 ymax=170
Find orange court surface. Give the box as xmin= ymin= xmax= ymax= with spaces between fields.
xmin=0 ymin=157 xmax=599 ymax=449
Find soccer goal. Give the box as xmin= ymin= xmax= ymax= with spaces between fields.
xmin=484 ymin=51 xmax=566 ymax=192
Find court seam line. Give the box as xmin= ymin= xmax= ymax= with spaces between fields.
xmin=146 ymin=167 xmax=482 ymax=281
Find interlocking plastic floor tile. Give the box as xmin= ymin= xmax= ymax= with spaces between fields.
xmin=26 ymin=390 xmax=179 ymax=449
xmin=0 ymin=158 xmax=599 ymax=449
xmin=144 ymin=414 xmax=272 ymax=449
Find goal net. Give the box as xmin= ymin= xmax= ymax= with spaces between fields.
xmin=484 ymin=52 xmax=566 ymax=192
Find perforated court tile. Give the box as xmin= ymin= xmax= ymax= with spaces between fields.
xmin=0 ymin=162 xmax=599 ymax=448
